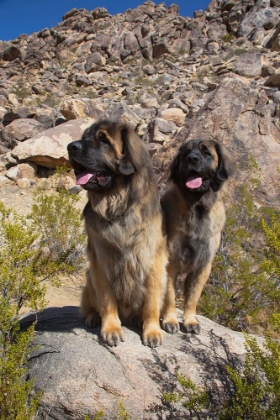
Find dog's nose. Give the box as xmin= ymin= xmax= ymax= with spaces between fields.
xmin=187 ymin=152 xmax=200 ymax=163
xmin=67 ymin=141 xmax=82 ymax=154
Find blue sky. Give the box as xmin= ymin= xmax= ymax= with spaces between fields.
xmin=0 ymin=0 xmax=211 ymax=42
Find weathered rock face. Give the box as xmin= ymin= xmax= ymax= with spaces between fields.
xmin=178 ymin=75 xmax=280 ymax=204
xmin=11 ymin=119 xmax=94 ymax=168
xmin=24 ymin=307 xmax=262 ymax=420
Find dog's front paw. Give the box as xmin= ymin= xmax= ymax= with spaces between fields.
xmin=161 ymin=313 xmax=180 ymax=334
xmin=101 ymin=325 xmax=124 ymax=346
xmin=143 ymin=324 xmax=163 ymax=348
xmin=162 ymin=320 xmax=180 ymax=334
xmin=183 ymin=314 xmax=200 ymax=334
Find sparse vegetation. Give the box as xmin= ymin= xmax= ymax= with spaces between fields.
xmin=83 ymin=402 xmax=129 ymax=420
xmin=0 ymin=178 xmax=86 ymax=418
xmin=199 ymin=157 xmax=280 ymax=335
xmin=30 ymin=188 xmax=86 ymax=273
xmin=222 ymin=33 xmax=235 ymax=43
xmin=218 ymin=332 xmax=280 ymax=420
xmin=163 ymin=333 xmax=280 ymax=419
xmin=224 ymin=47 xmax=248 ymax=60
xmin=134 ymin=75 xmax=166 ymax=87
xmin=163 ymin=372 xmax=210 ymax=417
xmin=12 ymin=85 xmax=31 ymax=100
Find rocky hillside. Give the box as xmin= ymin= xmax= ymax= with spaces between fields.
xmin=1 ymin=1 xmax=280 ymax=418
xmin=0 ymin=0 xmax=280 ymax=204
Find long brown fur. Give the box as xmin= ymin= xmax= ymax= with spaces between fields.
xmin=161 ymin=139 xmax=235 ymax=334
xmin=67 ymin=120 xmax=167 ymax=347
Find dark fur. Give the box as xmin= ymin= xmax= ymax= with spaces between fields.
xmin=161 ymin=139 xmax=235 ymax=334
xmin=67 ymin=120 xmax=167 ymax=347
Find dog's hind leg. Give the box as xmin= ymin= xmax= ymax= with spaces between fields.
xmin=80 ymin=270 xmax=101 ymax=327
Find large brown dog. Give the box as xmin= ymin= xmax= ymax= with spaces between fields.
xmin=161 ymin=139 xmax=235 ymax=334
xmin=67 ymin=120 xmax=167 ymax=347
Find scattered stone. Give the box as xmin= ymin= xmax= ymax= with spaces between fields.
xmin=11 ymin=119 xmax=94 ymax=168
xmin=61 ymin=99 xmax=88 ymax=120
xmin=159 ymin=108 xmax=185 ymax=126
xmin=233 ymin=53 xmax=268 ymax=78
xmin=264 ymin=69 xmax=280 ymax=87
xmin=5 ymin=162 xmax=37 ymax=181
xmin=0 ymin=119 xmax=46 ymax=149
xmin=141 ymin=97 xmax=159 ymax=108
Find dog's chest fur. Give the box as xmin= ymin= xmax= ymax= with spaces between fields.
xmin=84 ymin=188 xmax=163 ymax=311
xmin=163 ymin=186 xmax=225 ymax=275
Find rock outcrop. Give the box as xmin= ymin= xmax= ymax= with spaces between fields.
xmin=23 ymin=307 xmax=262 ymax=420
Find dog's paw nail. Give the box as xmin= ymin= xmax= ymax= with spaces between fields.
xmin=162 ymin=321 xmax=180 ymax=334
xmin=184 ymin=323 xmax=201 ymax=335
xmin=143 ymin=332 xmax=162 ymax=348
xmin=102 ymin=330 xmax=124 ymax=346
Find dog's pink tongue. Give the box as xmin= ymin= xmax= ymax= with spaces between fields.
xmin=186 ymin=175 xmax=202 ymax=189
xmin=76 ymin=171 xmax=94 ymax=185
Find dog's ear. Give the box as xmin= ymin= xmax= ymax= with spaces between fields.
xmin=214 ymin=143 xmax=235 ymax=184
xmin=119 ymin=126 xmax=150 ymax=175
xmin=169 ymin=148 xmax=182 ymax=184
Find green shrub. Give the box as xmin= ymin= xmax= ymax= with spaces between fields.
xmin=116 ymin=401 xmax=130 ymax=420
xmin=0 ymin=324 xmax=41 ymax=420
xmin=164 ymin=334 xmax=280 ymax=419
xmin=224 ymin=47 xmax=248 ymax=61
xmin=0 ymin=202 xmax=49 ymax=418
xmin=222 ymin=33 xmax=235 ymax=43
xmin=12 ymin=85 xmax=31 ymax=100
xmin=199 ymin=157 xmax=280 ymax=333
xmin=83 ymin=402 xmax=129 ymax=420
xmin=30 ymin=188 xmax=86 ymax=273
xmin=163 ymin=372 xmax=210 ymax=418
xmin=219 ymin=334 xmax=280 ymax=420
xmin=0 ymin=184 xmax=86 ymax=418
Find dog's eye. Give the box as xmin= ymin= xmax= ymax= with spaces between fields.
xmin=98 ymin=132 xmax=109 ymax=143
xmin=201 ymin=146 xmax=212 ymax=157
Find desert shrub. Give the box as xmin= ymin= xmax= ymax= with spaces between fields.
xmin=199 ymin=157 xmax=280 ymax=333
xmin=0 ymin=202 xmax=50 ymax=418
xmin=219 ymin=333 xmax=280 ymax=420
xmin=0 ymin=184 xmax=86 ymax=418
xmin=0 ymin=324 xmax=41 ymax=420
xmin=12 ymin=85 xmax=31 ymax=100
xmin=84 ymin=412 xmax=104 ymax=420
xmin=163 ymin=372 xmax=210 ymax=418
xmin=134 ymin=75 xmax=165 ymax=87
xmin=164 ymin=334 xmax=280 ymax=420
xmin=116 ymin=401 xmax=130 ymax=420
xmin=83 ymin=402 xmax=128 ymax=420
xmin=30 ymin=188 xmax=86 ymax=273
xmin=221 ymin=33 xmax=235 ymax=43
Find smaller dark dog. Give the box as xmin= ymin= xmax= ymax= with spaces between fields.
xmin=161 ymin=139 xmax=235 ymax=334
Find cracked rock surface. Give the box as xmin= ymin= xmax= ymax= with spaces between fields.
xmin=23 ymin=307 xmax=261 ymax=420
